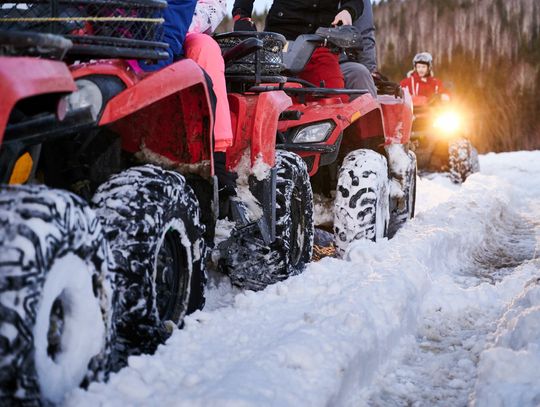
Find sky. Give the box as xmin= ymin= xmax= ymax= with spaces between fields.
xmin=225 ymin=0 xmax=272 ymax=14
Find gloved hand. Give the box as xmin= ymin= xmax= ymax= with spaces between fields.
xmin=233 ymin=16 xmax=257 ymax=31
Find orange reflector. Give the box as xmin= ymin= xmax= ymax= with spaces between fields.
xmin=9 ymin=152 xmax=33 ymax=184
xmin=351 ymin=111 xmax=362 ymax=123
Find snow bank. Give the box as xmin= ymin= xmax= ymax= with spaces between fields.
xmin=472 ymin=273 xmax=540 ymax=407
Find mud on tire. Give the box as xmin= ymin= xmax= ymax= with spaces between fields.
xmin=449 ymin=138 xmax=480 ymax=183
xmin=92 ymin=165 xmax=206 ymax=366
xmin=273 ymin=150 xmax=314 ymax=274
xmin=219 ymin=151 xmax=314 ymax=291
xmin=388 ymin=150 xmax=417 ymax=238
xmin=334 ymin=149 xmax=390 ymax=258
xmin=0 ymin=185 xmax=114 ymax=405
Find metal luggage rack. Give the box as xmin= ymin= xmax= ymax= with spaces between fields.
xmin=214 ymin=31 xmax=286 ymax=77
xmin=0 ymin=0 xmax=168 ymax=60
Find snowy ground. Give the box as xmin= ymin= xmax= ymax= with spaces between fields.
xmin=65 ymin=151 xmax=540 ymax=407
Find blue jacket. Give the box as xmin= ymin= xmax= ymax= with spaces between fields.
xmin=139 ymin=0 xmax=198 ymax=71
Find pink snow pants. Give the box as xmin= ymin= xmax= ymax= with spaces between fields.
xmin=184 ymin=32 xmax=233 ymax=152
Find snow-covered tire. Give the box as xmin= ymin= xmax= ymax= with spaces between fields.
xmin=219 ymin=151 xmax=313 ymax=290
xmin=334 ymin=149 xmax=390 ymax=257
xmin=388 ymin=150 xmax=417 ymax=237
xmin=448 ymin=138 xmax=480 ymax=183
xmin=92 ymin=165 xmax=206 ymax=364
xmin=0 ymin=185 xmax=114 ymax=405
xmin=273 ymin=150 xmax=314 ymax=273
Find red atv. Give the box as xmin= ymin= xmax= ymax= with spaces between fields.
xmin=0 ymin=1 xmax=312 ymax=404
xmin=410 ymin=94 xmax=480 ymax=183
xmin=215 ymin=28 xmax=416 ymax=257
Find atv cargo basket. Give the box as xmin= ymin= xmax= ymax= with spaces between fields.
xmin=0 ymin=0 xmax=168 ymax=60
xmin=214 ymin=31 xmax=286 ymax=76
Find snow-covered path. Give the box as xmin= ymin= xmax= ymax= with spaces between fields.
xmin=65 ymin=151 xmax=540 ymax=407
xmin=365 ymin=153 xmax=540 ymax=406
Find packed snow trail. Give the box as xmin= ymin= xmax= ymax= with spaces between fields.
xmin=65 ymin=151 xmax=540 ymax=407
xmin=363 ymin=152 xmax=540 ymax=407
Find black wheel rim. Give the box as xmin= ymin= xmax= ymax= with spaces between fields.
xmin=47 ymin=298 xmax=65 ymax=361
xmin=289 ymin=187 xmax=305 ymax=266
xmin=155 ymin=229 xmax=189 ymax=322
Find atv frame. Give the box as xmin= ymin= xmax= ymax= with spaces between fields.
xmin=215 ymin=29 xmax=416 ymax=256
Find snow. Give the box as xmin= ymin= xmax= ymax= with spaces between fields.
xmin=64 ymin=151 xmax=540 ymax=407
xmin=233 ymin=153 xmax=264 ymax=221
xmin=35 ymin=255 xmax=105 ymax=405
xmin=313 ymin=193 xmax=334 ymax=226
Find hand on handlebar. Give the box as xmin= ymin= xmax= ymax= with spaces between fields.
xmin=332 ymin=9 xmax=352 ymax=26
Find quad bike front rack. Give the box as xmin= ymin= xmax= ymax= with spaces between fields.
xmin=0 ymin=0 xmax=169 ymax=60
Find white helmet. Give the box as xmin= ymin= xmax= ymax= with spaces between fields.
xmin=413 ymin=52 xmax=433 ymax=69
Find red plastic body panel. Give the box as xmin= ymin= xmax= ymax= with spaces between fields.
xmin=278 ymin=93 xmax=382 ymax=176
xmin=378 ymin=93 xmax=413 ymax=145
xmin=278 ymin=94 xmax=379 ymax=137
xmin=227 ymin=91 xmax=292 ymax=170
xmin=71 ymin=59 xmax=139 ymax=89
xmin=0 ymin=57 xmax=76 ymax=144
xmin=72 ymin=59 xmax=214 ymax=170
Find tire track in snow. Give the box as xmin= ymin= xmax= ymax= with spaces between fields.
xmin=364 ymin=158 xmax=540 ymax=407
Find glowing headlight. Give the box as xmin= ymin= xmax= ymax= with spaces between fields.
xmin=293 ymin=122 xmax=334 ymax=143
xmin=63 ymin=79 xmax=103 ymax=121
xmin=433 ymin=111 xmax=461 ymax=134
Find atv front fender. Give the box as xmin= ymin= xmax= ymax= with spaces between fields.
xmin=379 ymin=92 xmax=413 ymax=145
xmin=227 ymin=91 xmax=292 ymax=170
xmin=96 ymin=59 xmax=214 ymax=170
xmin=0 ymin=57 xmax=75 ymax=143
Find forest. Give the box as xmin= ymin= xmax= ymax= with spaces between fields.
xmin=218 ymin=0 xmax=540 ymax=152
xmin=374 ymin=0 xmax=540 ymax=152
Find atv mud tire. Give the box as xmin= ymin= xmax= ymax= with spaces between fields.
xmin=219 ymin=151 xmax=314 ymax=291
xmin=388 ymin=150 xmax=417 ymax=238
xmin=0 ymin=185 xmax=113 ymax=405
xmin=92 ymin=165 xmax=206 ymax=365
xmin=334 ymin=149 xmax=390 ymax=257
xmin=273 ymin=150 xmax=314 ymax=272
xmin=449 ymin=138 xmax=480 ymax=183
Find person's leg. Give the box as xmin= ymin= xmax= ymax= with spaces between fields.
xmin=340 ymin=61 xmax=377 ymax=98
xmin=299 ymin=48 xmax=346 ymax=101
xmin=184 ymin=32 xmax=233 ymax=152
xmin=184 ymin=32 xmax=237 ymax=216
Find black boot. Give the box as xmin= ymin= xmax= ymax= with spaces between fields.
xmin=213 ymin=152 xmax=238 ymax=219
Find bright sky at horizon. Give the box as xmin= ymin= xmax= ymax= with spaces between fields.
xmin=255 ymin=0 xmax=272 ymax=13
xmin=225 ymin=0 xmax=271 ymax=14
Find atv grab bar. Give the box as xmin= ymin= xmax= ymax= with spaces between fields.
xmin=222 ymin=37 xmax=264 ymax=65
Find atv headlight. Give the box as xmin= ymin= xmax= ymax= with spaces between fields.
xmin=433 ymin=111 xmax=461 ymax=134
xmin=292 ymin=121 xmax=334 ymax=143
xmin=63 ymin=79 xmax=103 ymax=121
